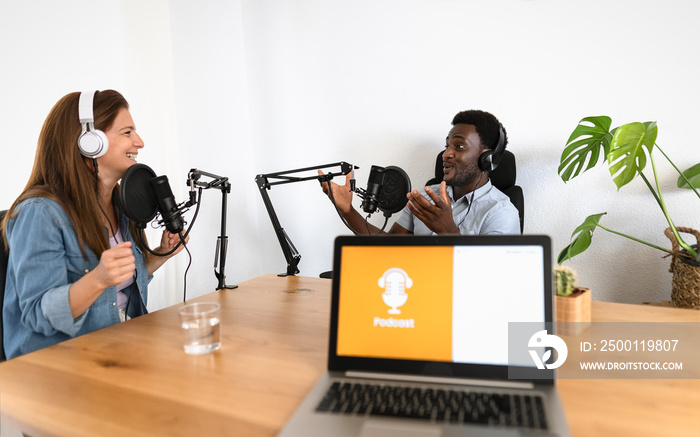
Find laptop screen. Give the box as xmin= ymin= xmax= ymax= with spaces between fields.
xmin=328 ymin=235 xmax=553 ymax=382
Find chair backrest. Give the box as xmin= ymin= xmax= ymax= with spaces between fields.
xmin=0 ymin=210 xmax=8 ymax=361
xmin=426 ymin=150 xmax=524 ymax=233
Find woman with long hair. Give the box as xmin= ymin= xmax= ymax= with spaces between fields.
xmin=1 ymin=90 xmax=185 ymax=359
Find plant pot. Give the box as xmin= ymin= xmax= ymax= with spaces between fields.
xmin=664 ymin=228 xmax=700 ymax=309
xmin=555 ymin=287 xmax=591 ymax=335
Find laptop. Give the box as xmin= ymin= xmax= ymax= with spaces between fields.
xmin=279 ymin=234 xmax=570 ymax=437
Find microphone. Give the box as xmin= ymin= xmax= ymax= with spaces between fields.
xmin=353 ymin=165 xmax=411 ymax=217
xmin=150 ymin=175 xmax=184 ymax=234
xmin=361 ymin=165 xmax=385 ymax=214
xmin=119 ymin=163 xmax=187 ymax=233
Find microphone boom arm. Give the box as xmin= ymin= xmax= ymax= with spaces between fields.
xmin=187 ymin=168 xmax=238 ymax=290
xmin=255 ymin=161 xmax=357 ymax=276
xmin=189 ymin=169 xmax=230 ymax=191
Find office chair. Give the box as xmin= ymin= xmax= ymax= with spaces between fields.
xmin=0 ymin=210 xmax=8 ymax=361
xmin=426 ymin=150 xmax=524 ymax=233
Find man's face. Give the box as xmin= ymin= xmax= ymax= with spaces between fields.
xmin=442 ymin=123 xmax=484 ymax=188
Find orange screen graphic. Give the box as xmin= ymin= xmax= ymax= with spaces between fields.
xmin=337 ymin=246 xmax=454 ymax=362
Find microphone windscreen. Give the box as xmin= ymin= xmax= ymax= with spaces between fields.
xmin=119 ymin=163 xmax=158 ymax=226
xmin=379 ymin=166 xmax=411 ymax=215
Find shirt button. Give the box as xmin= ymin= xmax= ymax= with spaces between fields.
xmin=84 ymin=269 xmax=89 ymax=273
xmin=112 ymin=302 xmax=116 ymax=306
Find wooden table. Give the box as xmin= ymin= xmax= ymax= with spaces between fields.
xmin=0 ymin=275 xmax=698 ymax=437
xmin=558 ymin=301 xmax=700 ymax=437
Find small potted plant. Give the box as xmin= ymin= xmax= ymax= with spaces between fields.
xmin=558 ymin=116 xmax=700 ymax=308
xmin=554 ymin=266 xmax=591 ymax=334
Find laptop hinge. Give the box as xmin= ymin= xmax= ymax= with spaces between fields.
xmin=344 ymin=371 xmax=535 ymax=390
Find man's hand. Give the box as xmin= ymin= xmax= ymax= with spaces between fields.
xmin=406 ymin=182 xmax=460 ymax=234
xmin=318 ymin=169 xmax=354 ymax=214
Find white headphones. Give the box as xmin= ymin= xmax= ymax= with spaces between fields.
xmin=77 ymin=90 xmax=108 ymax=158
xmin=378 ymin=268 xmax=413 ymax=289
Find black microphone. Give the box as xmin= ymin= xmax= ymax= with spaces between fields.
xmin=361 ymin=165 xmax=385 ymax=214
xmin=150 ymin=175 xmax=184 ymax=234
xmin=119 ymin=163 xmax=186 ymax=233
xmin=354 ymin=165 xmax=411 ymax=217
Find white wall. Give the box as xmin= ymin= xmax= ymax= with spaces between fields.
xmin=238 ymin=0 xmax=700 ymax=304
xmin=1 ymin=0 xmax=698 ymax=309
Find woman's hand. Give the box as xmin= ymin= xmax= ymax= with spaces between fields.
xmin=69 ymin=242 xmax=136 ymax=318
xmin=93 ymin=242 xmax=136 ymax=289
xmin=155 ymin=230 xmax=188 ymax=257
xmin=146 ymin=231 xmax=190 ymax=275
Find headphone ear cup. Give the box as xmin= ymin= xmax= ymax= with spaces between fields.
xmin=77 ymin=90 xmax=109 ymax=159
xmin=479 ymin=150 xmax=495 ymax=172
xmin=78 ymin=129 xmax=109 ymax=158
xmin=378 ymin=275 xmax=386 ymax=287
xmin=482 ymin=125 xmax=505 ymax=172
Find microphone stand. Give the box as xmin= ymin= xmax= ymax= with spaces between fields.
xmin=188 ymin=169 xmax=238 ymax=290
xmin=255 ymin=162 xmax=356 ymax=276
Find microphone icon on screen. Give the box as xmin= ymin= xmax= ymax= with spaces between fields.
xmin=378 ymin=268 xmax=413 ymax=314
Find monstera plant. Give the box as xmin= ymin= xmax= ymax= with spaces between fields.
xmin=557 ymin=116 xmax=700 ymax=264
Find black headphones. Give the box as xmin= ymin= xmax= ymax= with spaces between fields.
xmin=77 ymin=90 xmax=109 ymax=158
xmin=477 ymin=125 xmax=505 ymax=172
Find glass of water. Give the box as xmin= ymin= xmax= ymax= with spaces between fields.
xmin=178 ymin=302 xmax=221 ymax=355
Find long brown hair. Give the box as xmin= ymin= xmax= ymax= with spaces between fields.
xmin=2 ymin=90 xmax=147 ymax=259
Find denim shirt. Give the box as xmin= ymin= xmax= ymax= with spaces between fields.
xmin=395 ymin=181 xmax=520 ymax=235
xmin=3 ymin=197 xmax=152 ymax=359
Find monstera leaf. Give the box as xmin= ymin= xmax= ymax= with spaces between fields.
xmin=559 ymin=116 xmax=613 ymax=182
xmin=558 ymin=115 xmax=700 ymax=264
xmin=557 ymin=213 xmax=607 ymax=264
xmin=608 ymin=122 xmax=657 ymax=190
xmin=677 ymin=163 xmax=700 ymax=189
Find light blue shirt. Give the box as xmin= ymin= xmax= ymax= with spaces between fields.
xmin=3 ymin=197 xmax=152 ymax=359
xmin=395 ymin=181 xmax=520 ymax=235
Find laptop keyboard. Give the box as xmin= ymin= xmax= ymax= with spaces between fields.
xmin=315 ymin=381 xmax=548 ymax=430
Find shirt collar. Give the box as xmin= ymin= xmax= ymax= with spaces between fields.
xmin=447 ymin=180 xmax=493 ymax=204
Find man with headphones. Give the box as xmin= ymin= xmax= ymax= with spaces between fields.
xmin=319 ymin=109 xmax=520 ymax=235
